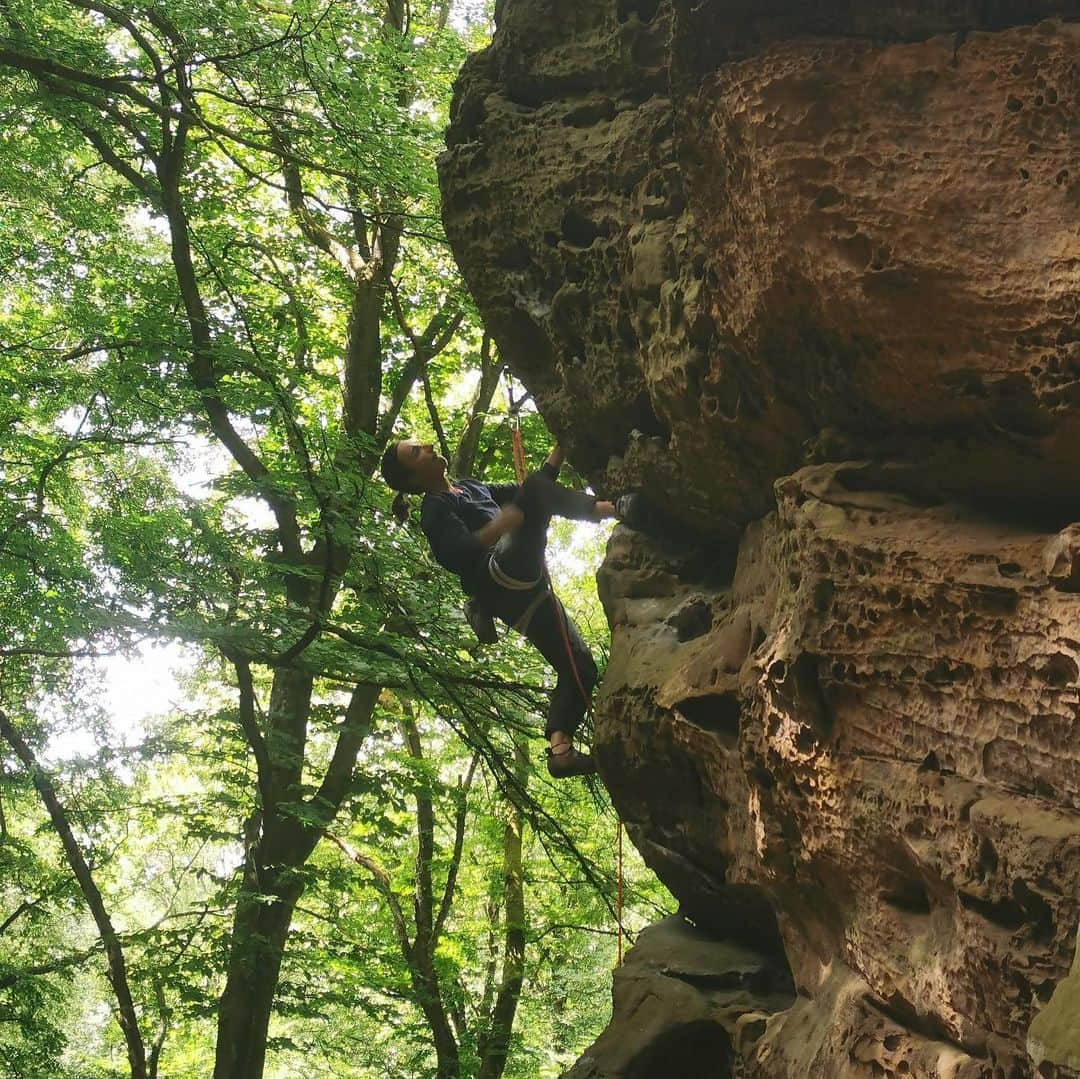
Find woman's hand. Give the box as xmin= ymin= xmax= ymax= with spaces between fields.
xmin=474 ymin=503 xmax=524 ymax=548
xmin=545 ymin=443 xmax=565 ymax=471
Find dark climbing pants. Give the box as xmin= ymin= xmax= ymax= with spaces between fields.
xmin=493 ymin=466 xmax=597 ymax=582
xmin=522 ymin=593 xmax=598 ymax=740
xmin=483 ymin=469 xmax=600 ymax=739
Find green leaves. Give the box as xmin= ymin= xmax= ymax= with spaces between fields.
xmin=0 ymin=0 xmax=678 ymax=1075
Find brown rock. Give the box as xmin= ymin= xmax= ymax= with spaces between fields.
xmin=1045 ymin=524 xmax=1080 ymax=592
xmin=595 ymin=468 xmax=1080 ymax=1074
xmin=563 ymin=915 xmax=794 ymax=1079
xmin=440 ymin=1 xmax=1080 ymax=1074
xmin=440 ymin=4 xmax=1080 ymax=538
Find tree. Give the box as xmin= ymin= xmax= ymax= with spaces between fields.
xmin=0 ymin=4 xmax=671 ymax=1076
xmin=0 ymin=1 xmax=491 ymax=1073
xmin=327 ymin=706 xmax=525 ymax=1079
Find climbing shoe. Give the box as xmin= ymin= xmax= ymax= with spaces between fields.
xmin=614 ymin=492 xmax=660 ymax=534
xmin=546 ymin=746 xmax=598 ymax=779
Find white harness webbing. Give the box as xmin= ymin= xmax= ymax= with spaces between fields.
xmin=487 ymin=556 xmax=551 ymax=634
xmin=487 ymin=554 xmax=541 ymax=591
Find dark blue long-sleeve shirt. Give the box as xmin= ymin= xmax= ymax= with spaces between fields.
xmin=420 ymin=477 xmax=520 ymax=595
xmin=419 ymin=463 xmax=560 ymax=595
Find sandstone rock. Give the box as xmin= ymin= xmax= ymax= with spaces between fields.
xmin=563 ymin=915 xmax=794 ymax=1079
xmin=1045 ymin=525 xmax=1080 ymax=593
xmin=1029 ymin=920 xmax=1080 ymax=1073
xmin=440 ymin=0 xmax=1080 ymax=1074
xmin=441 ymin=3 xmax=1080 ymax=539
xmin=595 ymin=469 xmax=1080 ymax=1074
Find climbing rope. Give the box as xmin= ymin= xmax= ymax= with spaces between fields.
xmin=504 ymin=392 xmax=626 ymax=965
xmin=505 ymin=369 xmax=529 ymax=486
xmin=618 ymin=820 xmax=624 ymax=966
xmin=511 ymin=422 xmax=527 ymax=488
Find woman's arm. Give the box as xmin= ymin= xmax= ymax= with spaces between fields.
xmin=473 ymin=503 xmax=523 ymax=547
xmin=544 ymin=444 xmax=614 ymax=519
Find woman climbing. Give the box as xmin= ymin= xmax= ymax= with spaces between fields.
xmin=381 ymin=437 xmax=642 ymax=778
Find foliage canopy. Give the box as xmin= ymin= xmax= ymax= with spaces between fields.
xmin=0 ymin=1 xmax=671 ymax=1076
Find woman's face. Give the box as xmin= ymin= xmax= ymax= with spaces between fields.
xmin=396 ymin=439 xmax=447 ymax=489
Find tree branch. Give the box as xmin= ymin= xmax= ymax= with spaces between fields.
xmin=432 ymin=753 xmax=478 ymax=945
xmin=328 ymin=833 xmax=412 ymax=956
xmin=0 ymin=708 xmax=148 ymax=1079
xmin=401 ymin=708 xmax=435 ymax=947
xmin=68 ymin=0 xmax=169 ymax=88
xmin=157 ymin=175 xmax=304 ymax=562
xmin=306 ymin=682 xmax=378 ymax=829
xmin=148 ymin=974 xmax=171 ymax=1079
xmin=421 ymin=358 xmax=451 ymax=462
xmin=280 ymin=154 xmax=365 ymax=278
xmin=0 ymin=942 xmax=102 ymax=991
xmin=223 ymin=653 xmax=274 ymax=816
xmin=452 ymin=332 xmax=501 ymax=477
xmin=375 ymin=347 xmax=427 ymax=448
xmin=0 ymin=896 xmax=46 ymax=939
xmin=0 ymin=45 xmax=170 ymax=115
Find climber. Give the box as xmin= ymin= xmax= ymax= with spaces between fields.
xmin=381 ymin=437 xmax=645 ymax=778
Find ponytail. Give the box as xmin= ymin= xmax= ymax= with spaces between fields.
xmin=381 ymin=440 xmax=418 ymax=525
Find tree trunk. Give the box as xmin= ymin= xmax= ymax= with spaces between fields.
xmin=401 ymin=710 xmax=461 ymax=1077
xmin=214 ymin=668 xmax=313 ymax=1079
xmin=478 ymin=739 xmax=528 ymax=1079
xmin=411 ymin=951 xmax=462 ymax=1079
xmin=213 ymin=867 xmax=303 ymax=1079
xmin=0 ymin=708 xmax=149 ymax=1079
xmin=452 ymin=332 xmax=501 ymax=478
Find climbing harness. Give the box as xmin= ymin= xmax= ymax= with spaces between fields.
xmin=512 ymin=583 xmax=552 ymax=635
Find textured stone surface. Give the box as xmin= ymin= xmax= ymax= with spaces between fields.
xmin=1029 ymin=921 xmax=1080 ymax=1073
xmin=439 ymin=1 xmax=1080 ymax=1074
xmin=563 ymin=916 xmax=794 ymax=1079
xmin=441 ymin=3 xmax=1080 ymax=539
xmin=596 ymin=470 xmax=1080 ymax=1074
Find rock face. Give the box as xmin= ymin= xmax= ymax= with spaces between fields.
xmin=439 ymin=2 xmax=1080 ymax=1075
xmin=563 ymin=916 xmax=795 ymax=1079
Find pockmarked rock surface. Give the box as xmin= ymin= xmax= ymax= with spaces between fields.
xmin=562 ymin=915 xmax=795 ymax=1079
xmin=439 ymin=1 xmax=1080 ymax=1075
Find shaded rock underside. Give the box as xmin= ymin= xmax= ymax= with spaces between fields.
xmin=440 ymin=1 xmax=1080 ymax=1074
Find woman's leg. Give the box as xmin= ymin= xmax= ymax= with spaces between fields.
xmin=523 ymin=593 xmax=599 ymax=743
xmin=493 ymin=467 xmax=599 ymax=584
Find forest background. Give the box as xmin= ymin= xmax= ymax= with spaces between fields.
xmin=0 ymin=1 xmax=671 ymax=1076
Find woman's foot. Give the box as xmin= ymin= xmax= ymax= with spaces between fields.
xmin=546 ymin=745 xmax=598 ymax=778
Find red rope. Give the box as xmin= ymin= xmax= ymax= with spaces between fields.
xmin=507 ymin=400 xmax=625 ymax=965
xmin=551 ymin=591 xmax=592 ymax=712
xmin=617 ymin=822 xmax=624 ymax=966
xmin=511 ymin=424 xmax=527 ymax=485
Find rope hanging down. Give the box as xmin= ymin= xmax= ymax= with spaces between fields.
xmin=511 ymin=424 xmax=527 ymax=487
xmin=550 ymin=593 xmax=624 ymax=966
xmin=505 ymin=384 xmax=625 ymax=965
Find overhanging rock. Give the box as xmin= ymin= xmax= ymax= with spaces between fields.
xmin=440 ymin=2 xmax=1080 ymax=1074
